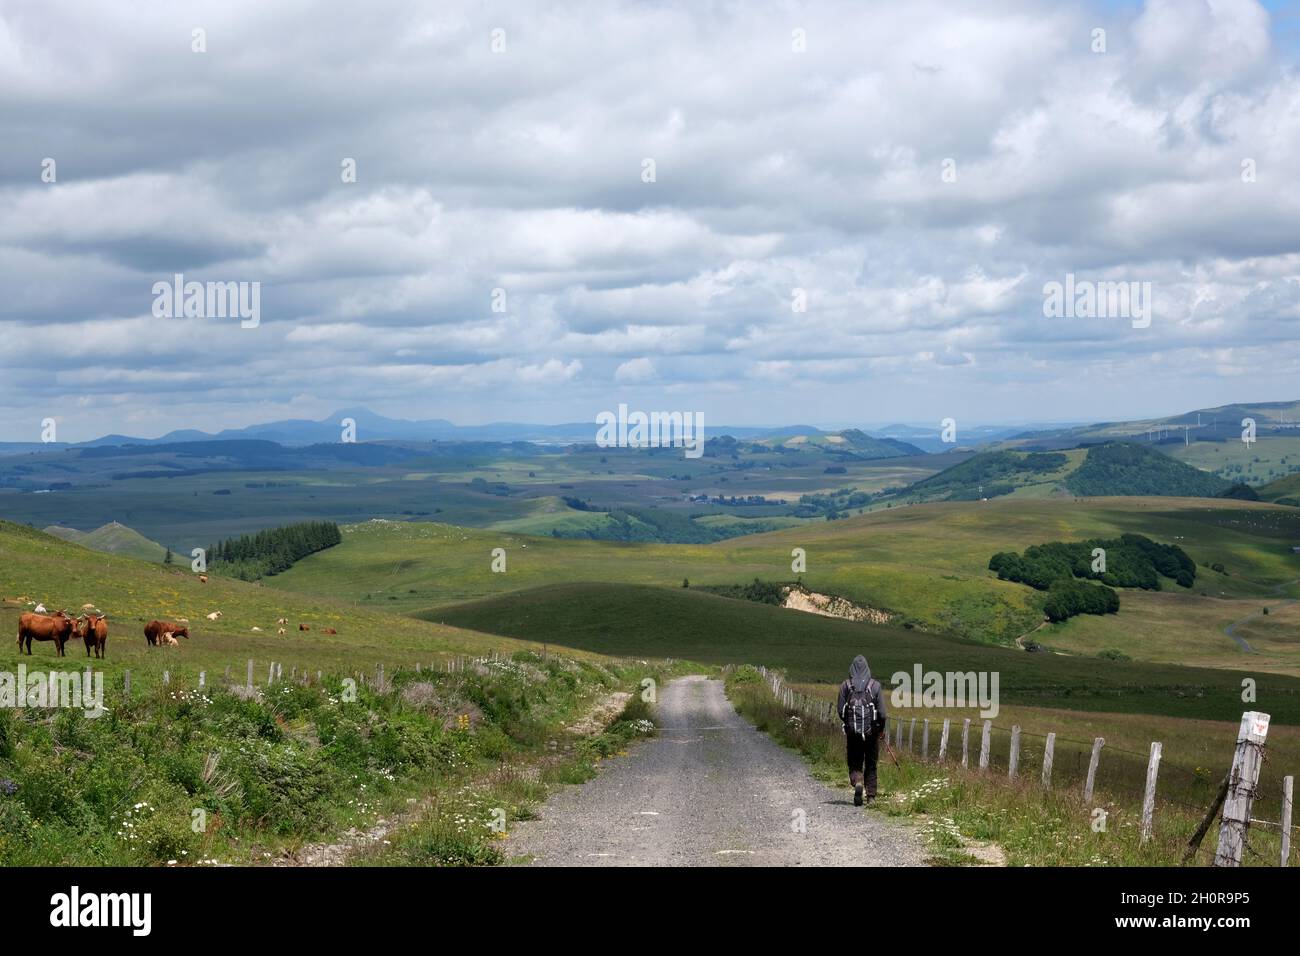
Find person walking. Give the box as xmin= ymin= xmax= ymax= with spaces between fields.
xmin=837 ymin=655 xmax=887 ymax=806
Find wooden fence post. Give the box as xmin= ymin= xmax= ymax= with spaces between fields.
xmin=198 ymin=671 xmax=205 ymax=689
xmin=246 ymin=659 xmax=253 ymax=690
xmin=922 ymin=719 xmax=930 ymax=760
xmin=938 ymin=719 xmax=950 ymax=761
xmin=224 ymin=665 xmax=231 ymax=681
xmin=1281 ymin=776 xmax=1293 ymax=868
xmin=1084 ymin=737 xmax=1105 ymax=803
xmin=1008 ymin=725 xmax=1021 ymax=780
xmin=908 ymin=718 xmax=916 ymax=753
xmin=1215 ymin=712 xmax=1270 ymax=867
xmin=1141 ymin=741 xmax=1162 ymax=843
xmin=123 ymin=670 xmax=131 ymax=695
xmin=163 ymin=671 xmax=169 ymax=685
xmin=979 ymin=720 xmax=991 ymax=770
xmin=961 ymin=718 xmax=970 ymax=768
xmin=1042 ymin=732 xmax=1056 ymax=789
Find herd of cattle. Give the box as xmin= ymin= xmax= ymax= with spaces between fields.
xmin=14 ymin=607 xmax=340 ymax=658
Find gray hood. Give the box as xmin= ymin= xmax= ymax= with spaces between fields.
xmin=849 ymin=655 xmax=871 ymax=692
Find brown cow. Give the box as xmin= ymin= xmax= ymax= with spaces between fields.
xmin=299 ymin=623 xmax=310 ymax=631
xmin=17 ymin=610 xmax=76 ymax=656
xmin=144 ymin=619 xmax=190 ymax=646
xmin=322 ymin=627 xmax=337 ymax=635
xmin=80 ymin=614 xmax=109 ymax=659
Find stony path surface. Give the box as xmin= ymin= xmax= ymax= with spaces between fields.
xmin=506 ymin=675 xmax=927 ymax=866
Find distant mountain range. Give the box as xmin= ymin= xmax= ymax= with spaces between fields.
xmin=2 ymin=408 xmax=840 ymax=451
xmin=1 ymin=399 xmax=1296 ymax=457
xmin=998 ymin=400 xmax=1300 ymax=449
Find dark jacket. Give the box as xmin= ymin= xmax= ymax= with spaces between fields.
xmin=837 ymin=655 xmax=887 ymax=738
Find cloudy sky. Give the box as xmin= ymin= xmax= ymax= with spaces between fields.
xmin=2 ymin=0 xmax=1299 ymax=441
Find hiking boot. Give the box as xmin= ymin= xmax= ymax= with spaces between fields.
xmin=853 ymin=784 xmax=864 ymax=807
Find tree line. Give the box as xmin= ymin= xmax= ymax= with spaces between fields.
xmin=208 ymin=520 xmax=342 ymax=580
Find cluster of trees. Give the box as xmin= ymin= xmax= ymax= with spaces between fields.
xmin=208 ymin=520 xmax=342 ymax=580
xmin=1043 ymin=578 xmax=1120 ymax=622
xmin=562 ymin=496 xmax=607 ymax=512
xmin=699 ymin=578 xmax=788 ymax=605
xmin=795 ymin=487 xmax=872 ymax=519
xmin=989 ymin=533 xmax=1195 ymax=592
xmin=1219 ymin=482 xmax=1260 ymax=501
xmin=1063 ymin=442 xmax=1230 ymax=497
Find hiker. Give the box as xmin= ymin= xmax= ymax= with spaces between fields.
xmin=838 ymin=655 xmax=887 ymax=806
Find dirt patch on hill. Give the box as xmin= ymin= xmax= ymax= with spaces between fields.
xmin=782 ymin=586 xmax=892 ymax=625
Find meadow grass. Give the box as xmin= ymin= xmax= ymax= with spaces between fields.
xmin=422 ymin=581 xmax=1300 ymax=725
xmin=0 ymin=646 xmax=676 ymax=866
xmin=271 ymin=497 xmax=1300 ymax=673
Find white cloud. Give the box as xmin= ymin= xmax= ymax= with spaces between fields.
xmin=1 ymin=0 xmax=1298 ymax=438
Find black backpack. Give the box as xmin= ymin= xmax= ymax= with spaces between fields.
xmin=843 ymin=679 xmax=878 ymax=739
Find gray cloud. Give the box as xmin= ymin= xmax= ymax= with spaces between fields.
xmin=1 ymin=0 xmax=1299 ymax=440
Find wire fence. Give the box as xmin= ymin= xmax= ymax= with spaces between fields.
xmin=745 ymin=664 xmax=1296 ymax=867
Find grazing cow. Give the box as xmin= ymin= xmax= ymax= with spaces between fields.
xmin=198 ymin=575 xmax=208 ymax=584
xmin=17 ymin=610 xmax=75 ymax=656
xmin=81 ymin=603 xmax=96 ymax=610
xmin=276 ymin=618 xmax=288 ymax=625
xmin=144 ymin=620 xmax=189 ymax=646
xmin=34 ymin=603 xmax=47 ymax=614
xmin=277 ymin=627 xmax=286 ymax=636
xmin=80 ymin=614 xmax=109 ymax=659
xmin=250 ymin=626 xmax=261 ymax=632
xmin=299 ymin=623 xmax=310 ymax=631
xmin=206 ymin=611 xmax=222 ymax=621
xmin=323 ymin=627 xmax=337 ymax=635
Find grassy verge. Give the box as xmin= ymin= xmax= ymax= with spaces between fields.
xmin=724 ymin=666 xmax=1291 ymax=867
xmin=355 ymin=687 xmax=663 ymax=866
xmin=0 ymin=650 xmax=677 ymax=866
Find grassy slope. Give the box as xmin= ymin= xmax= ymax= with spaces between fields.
xmin=0 ymin=520 xmax=553 ymax=685
xmin=272 ymin=497 xmax=1300 ymax=672
xmin=43 ymin=521 xmax=168 ymax=563
xmin=420 ymin=581 xmax=1300 ymax=725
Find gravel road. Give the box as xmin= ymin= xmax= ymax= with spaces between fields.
xmin=506 ymin=675 xmax=927 ymax=866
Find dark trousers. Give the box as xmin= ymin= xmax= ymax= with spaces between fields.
xmin=846 ymin=729 xmax=880 ymax=797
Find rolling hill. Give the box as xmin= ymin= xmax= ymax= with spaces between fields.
xmin=420 ymin=581 xmax=1300 ymax=723
xmin=269 ymin=496 xmax=1300 ymax=674
xmin=43 ymin=521 xmax=169 ymax=563
xmin=897 ymin=442 xmax=1230 ymax=503
xmin=1006 ymin=399 xmax=1300 ymax=447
